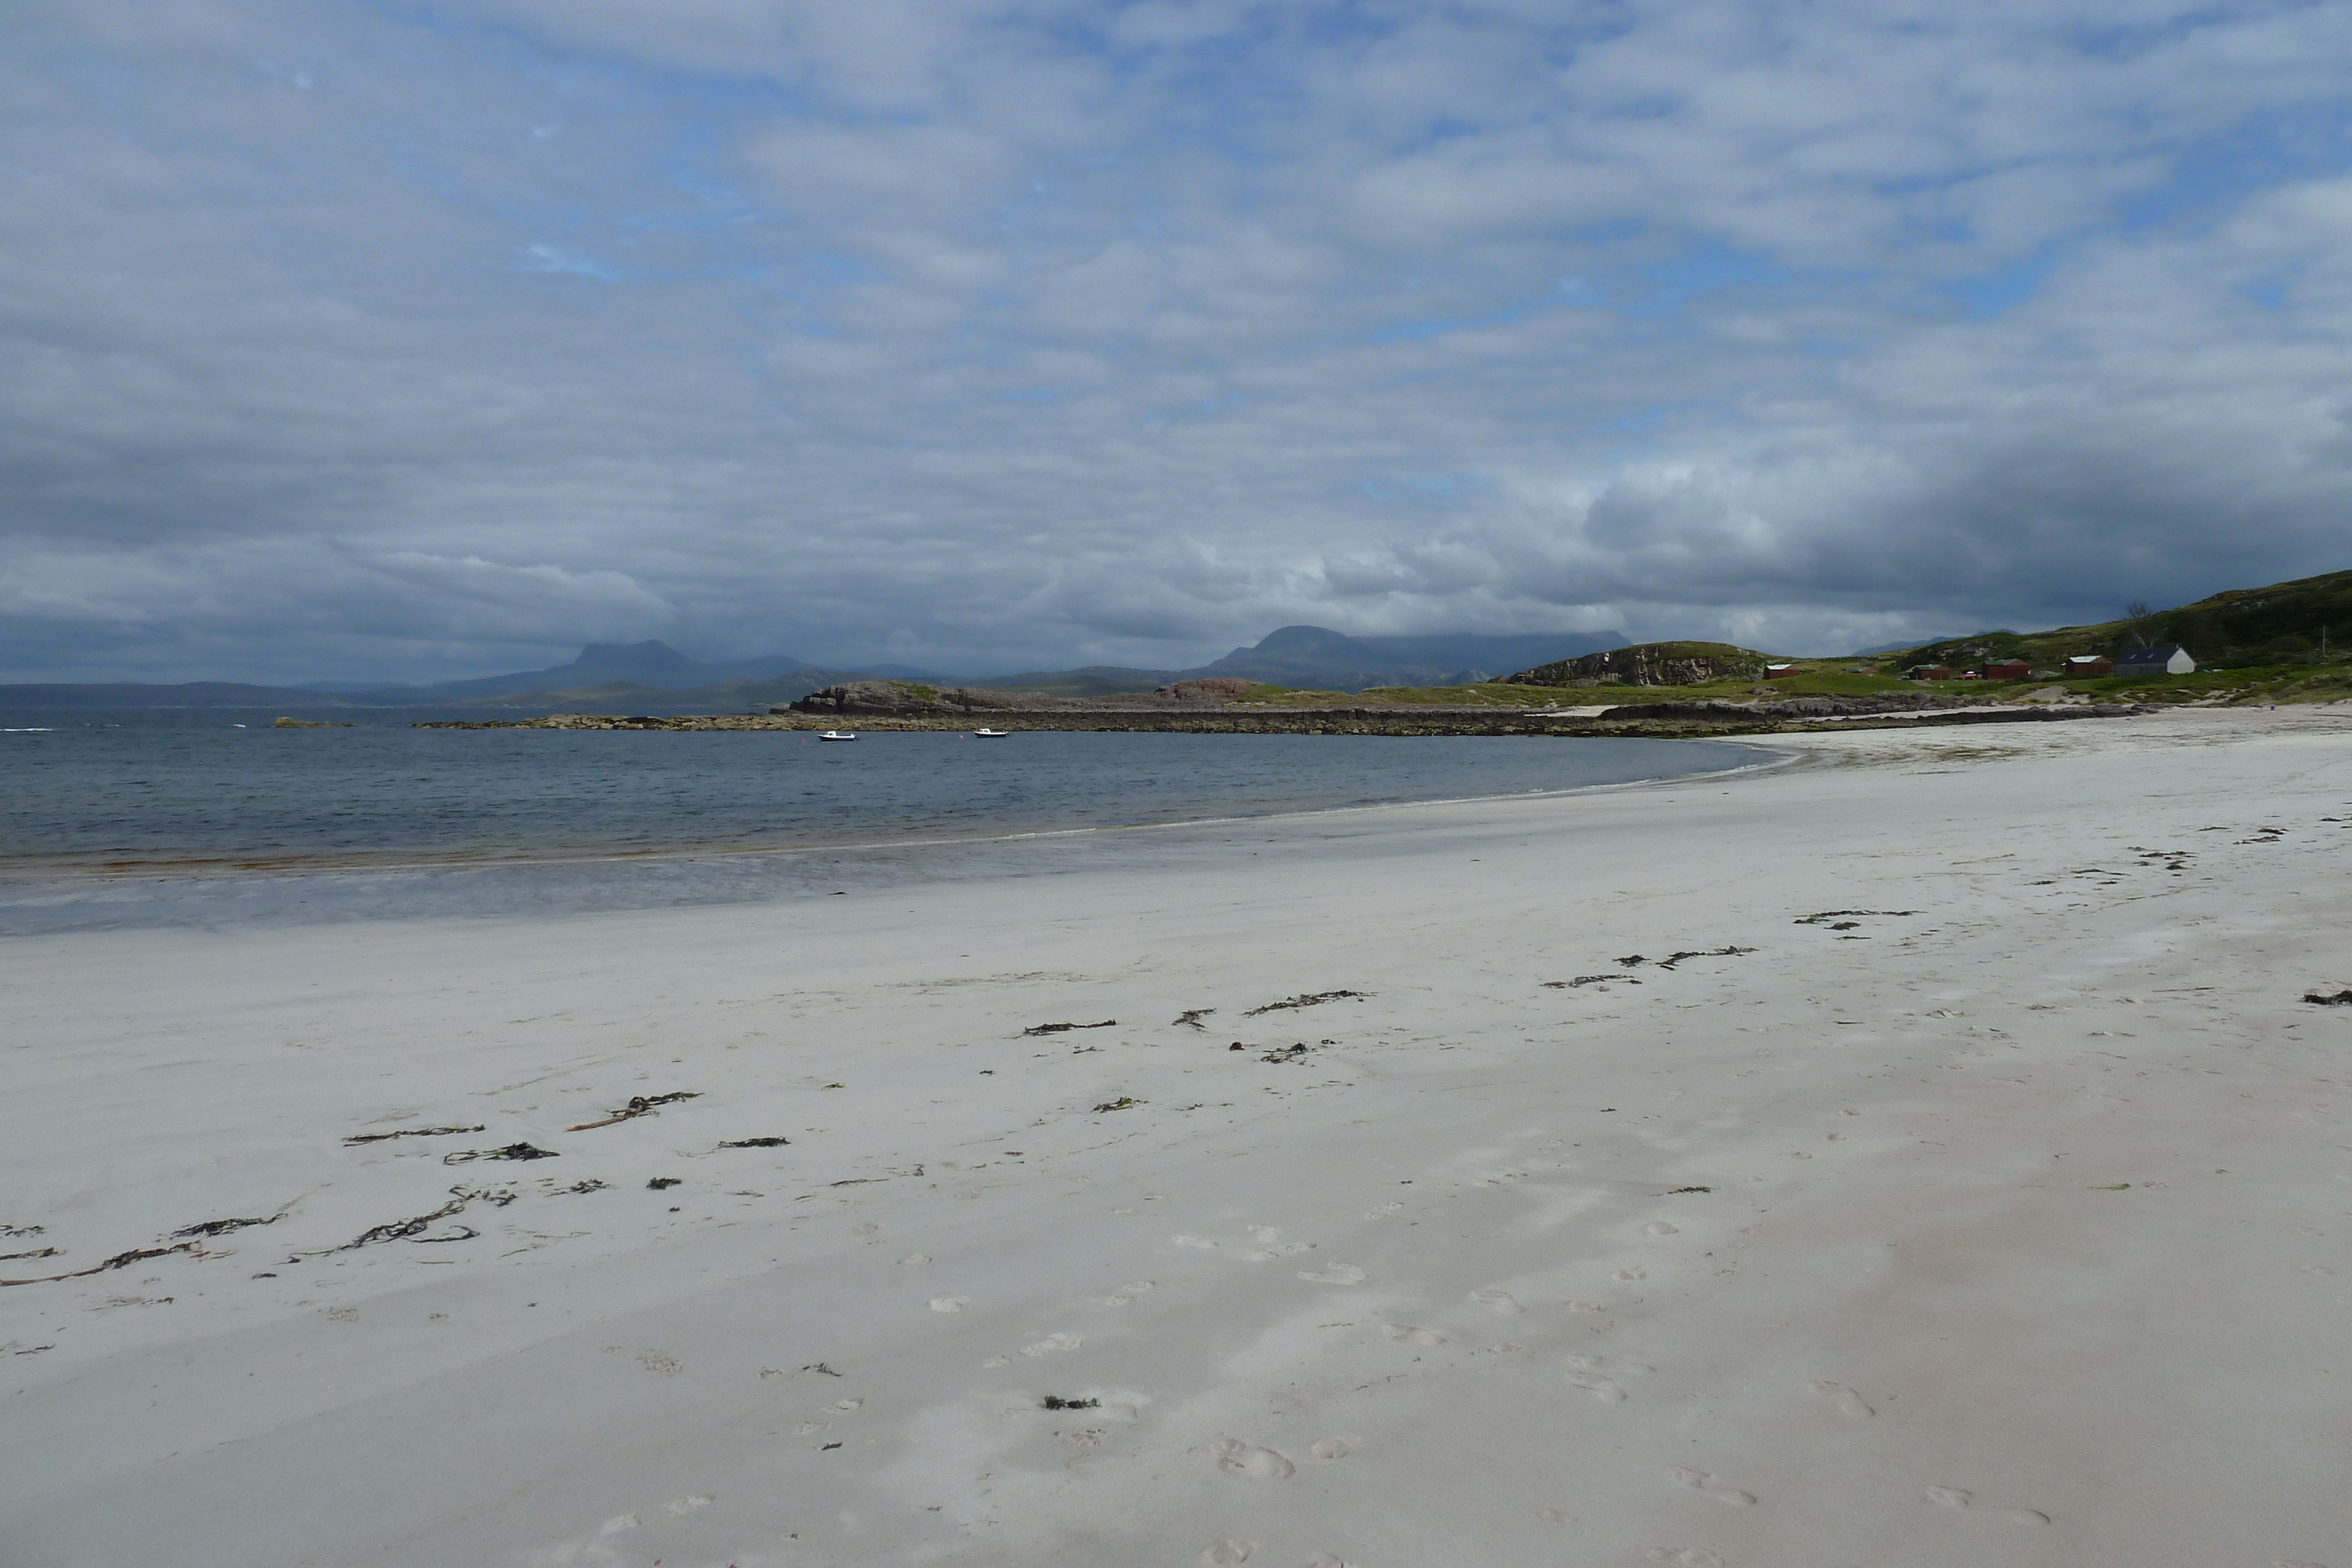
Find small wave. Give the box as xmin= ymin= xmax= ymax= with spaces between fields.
xmin=1 ymin=727 xmax=55 ymax=733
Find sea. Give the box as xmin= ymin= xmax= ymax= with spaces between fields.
xmin=0 ymin=707 xmax=1770 ymax=933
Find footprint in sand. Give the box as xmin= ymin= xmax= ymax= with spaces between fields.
xmin=1246 ymin=1225 xmax=1317 ymax=1259
xmin=1644 ymin=1222 xmax=1679 ymax=1236
xmin=1201 ymin=1540 xmax=1255 ymax=1564
xmin=1566 ymin=1371 xmax=1628 ymax=1402
xmin=1298 ymin=1264 xmax=1366 ymax=1285
xmin=1470 ymin=1288 xmax=1524 ymax=1315
xmin=1381 ymin=1323 xmax=1446 ymax=1346
xmin=1211 ymin=1439 xmax=1296 ymax=1479
xmin=1568 ymin=1354 xmax=1653 ymax=1377
xmin=1643 ymin=1549 xmax=1723 ymax=1567
xmin=1309 ymin=1438 xmax=1351 ymax=1459
xmin=1613 ymin=1266 xmax=1647 ymax=1282
xmin=1668 ymin=1467 xmax=1757 ymax=1507
xmin=1809 ymin=1379 xmax=1875 ymax=1417
xmin=1021 ymin=1333 xmax=1081 ymax=1356
xmin=930 ymin=1296 xmax=968 ymax=1313
xmin=661 ymin=1494 xmax=713 ymax=1514
xmin=1924 ymin=1487 xmax=2047 ymax=1524
xmin=1305 ymin=1556 xmax=1358 ymax=1567
xmin=900 ymin=1253 xmax=930 ymax=1265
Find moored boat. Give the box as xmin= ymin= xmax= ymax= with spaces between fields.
xmin=818 ymin=730 xmax=857 ymax=741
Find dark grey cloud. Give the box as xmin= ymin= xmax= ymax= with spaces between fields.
xmin=7 ymin=0 xmax=2352 ymax=681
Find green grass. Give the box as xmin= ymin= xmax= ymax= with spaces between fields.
xmin=1190 ymin=661 xmax=2352 ymax=711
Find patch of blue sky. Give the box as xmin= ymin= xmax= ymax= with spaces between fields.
xmin=1623 ymin=241 xmax=1793 ymax=319
xmin=514 ymin=243 xmax=620 ymax=282
xmin=2118 ymin=102 xmax=2352 ymax=235
xmin=2237 ymin=272 xmax=2296 ymax=312
xmin=1942 ymin=243 xmax=2063 ymax=320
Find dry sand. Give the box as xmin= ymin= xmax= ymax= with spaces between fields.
xmin=4 ymin=708 xmax=2350 ymax=1567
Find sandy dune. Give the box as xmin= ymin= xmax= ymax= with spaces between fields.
xmin=4 ymin=709 xmax=2349 ymax=1567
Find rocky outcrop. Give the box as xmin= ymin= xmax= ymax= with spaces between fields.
xmin=790 ymin=681 xmax=1061 ymax=716
xmin=793 ymin=677 xmax=1269 ymax=715
xmin=1504 ymin=642 xmax=1757 ymax=688
xmin=1155 ymin=678 xmax=1254 ymax=700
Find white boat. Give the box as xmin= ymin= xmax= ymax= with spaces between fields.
xmin=818 ymin=730 xmax=857 ymax=741
xmin=974 ymin=728 xmax=1010 ymax=737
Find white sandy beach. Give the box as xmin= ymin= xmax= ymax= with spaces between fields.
xmin=5 ymin=709 xmax=2351 ymax=1568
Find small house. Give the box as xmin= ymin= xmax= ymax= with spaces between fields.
xmin=1763 ymin=663 xmax=1800 ymax=679
xmin=2114 ymin=645 xmax=2196 ymax=677
xmin=2063 ymin=655 xmax=2113 ymax=677
xmin=1909 ymin=664 xmax=1955 ymax=681
xmin=1982 ymin=659 xmax=2030 ymax=680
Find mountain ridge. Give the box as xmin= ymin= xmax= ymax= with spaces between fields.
xmin=1 ymin=627 xmax=1631 ymax=706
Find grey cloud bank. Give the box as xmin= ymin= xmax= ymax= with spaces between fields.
xmin=7 ymin=1 xmax=2352 ymax=683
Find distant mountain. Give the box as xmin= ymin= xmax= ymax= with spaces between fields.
xmin=1184 ymin=625 xmax=1628 ymax=691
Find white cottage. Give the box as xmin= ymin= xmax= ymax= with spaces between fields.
xmin=2114 ymin=644 xmax=2196 ymax=677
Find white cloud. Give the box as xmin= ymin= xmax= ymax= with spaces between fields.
xmin=6 ymin=0 xmax=2352 ymax=679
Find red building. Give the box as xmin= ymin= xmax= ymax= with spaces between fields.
xmin=1983 ymin=659 xmax=2030 ymax=679
xmin=2063 ymin=655 xmax=2114 ymax=677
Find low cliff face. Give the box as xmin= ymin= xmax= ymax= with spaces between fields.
xmin=1504 ymin=641 xmax=1758 ymax=687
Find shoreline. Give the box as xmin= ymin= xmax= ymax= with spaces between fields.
xmin=6 ymin=707 xmax=2350 ymax=1566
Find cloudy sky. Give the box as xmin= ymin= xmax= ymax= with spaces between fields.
xmin=8 ymin=0 xmax=2352 ymax=682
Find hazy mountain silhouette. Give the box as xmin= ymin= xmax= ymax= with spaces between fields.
xmin=1185 ymin=625 xmax=1627 ymax=691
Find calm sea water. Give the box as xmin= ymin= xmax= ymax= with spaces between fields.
xmin=0 ymin=706 xmax=1767 ymax=931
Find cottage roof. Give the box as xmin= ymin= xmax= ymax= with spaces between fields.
xmin=2114 ymin=644 xmax=2183 ymax=666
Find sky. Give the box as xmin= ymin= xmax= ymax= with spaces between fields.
xmin=8 ymin=0 xmax=2352 ymax=683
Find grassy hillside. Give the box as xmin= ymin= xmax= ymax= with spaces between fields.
xmin=1889 ymin=567 xmax=2352 ymax=673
